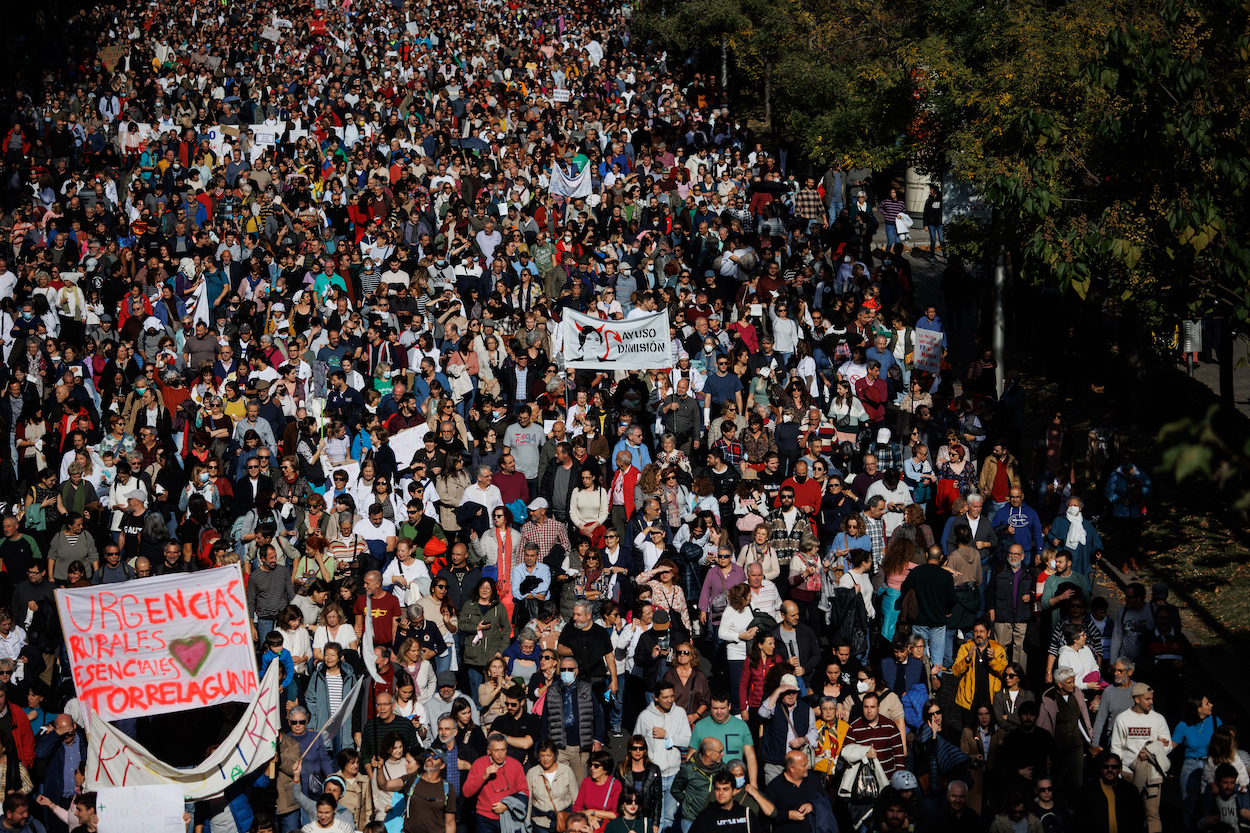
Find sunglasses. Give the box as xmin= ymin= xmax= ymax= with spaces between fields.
xmin=629 ymin=745 xmax=646 ymax=751
xmin=289 ymin=719 xmax=307 ymax=725
xmin=676 ymin=650 xmax=691 ymax=656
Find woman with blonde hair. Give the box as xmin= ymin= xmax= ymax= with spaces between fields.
xmin=737 ymin=523 xmax=780 ymax=581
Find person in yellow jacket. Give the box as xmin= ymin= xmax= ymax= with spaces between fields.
xmin=950 ymin=619 xmax=1008 ymax=725
xmin=812 ymin=696 xmax=851 ymax=779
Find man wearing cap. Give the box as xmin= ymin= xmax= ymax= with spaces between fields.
xmin=383 ymin=744 xmax=457 ymax=833
xmin=520 ymin=498 xmax=569 ymax=564
xmin=758 ymin=675 xmax=817 ymax=783
xmin=233 ymin=398 xmax=278 ymax=459
xmin=424 ymin=671 xmax=481 ymax=732
xmin=1110 ymin=682 xmax=1172 ymax=832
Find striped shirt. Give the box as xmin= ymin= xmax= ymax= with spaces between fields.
xmin=845 ymin=717 xmax=906 ymax=777
xmin=878 ymin=198 xmax=907 ymax=223
xmin=325 ymin=671 xmax=344 ymax=715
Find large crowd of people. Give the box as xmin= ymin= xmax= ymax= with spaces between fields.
xmin=0 ymin=0 xmax=1221 ymax=832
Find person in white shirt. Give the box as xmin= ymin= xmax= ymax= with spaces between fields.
xmin=866 ymin=470 xmax=913 ymax=538
xmin=837 ymin=548 xmax=875 ymax=620
xmin=1111 ymin=682 xmax=1173 ymax=832
xmin=382 ymin=539 xmax=432 ymax=606
xmin=459 ymin=466 xmax=504 ymax=517
xmin=745 ymin=562 xmax=782 ymax=622
xmin=353 ymin=506 xmax=398 ymax=567
xmin=633 ymin=681 xmax=691 ymax=833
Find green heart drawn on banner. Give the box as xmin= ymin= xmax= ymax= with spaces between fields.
xmin=169 ymin=636 xmax=212 ymax=676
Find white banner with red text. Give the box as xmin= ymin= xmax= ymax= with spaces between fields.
xmin=55 ymin=564 xmax=259 ymax=721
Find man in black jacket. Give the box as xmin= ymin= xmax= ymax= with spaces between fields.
xmin=990 ymin=544 xmax=1035 ymax=672
xmin=772 ymin=601 xmax=820 ymax=694
xmin=1077 ymin=751 xmax=1146 ymax=833
xmin=538 ymin=442 xmax=582 ymax=524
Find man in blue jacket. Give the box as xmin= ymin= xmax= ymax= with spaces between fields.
xmin=991 ymin=487 xmax=1044 ymax=561
xmin=34 ymin=715 xmax=85 ymax=829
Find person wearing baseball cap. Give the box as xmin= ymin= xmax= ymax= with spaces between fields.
xmin=1109 ymin=681 xmax=1171 ymax=832
xmin=757 ymin=672 xmax=815 ymax=783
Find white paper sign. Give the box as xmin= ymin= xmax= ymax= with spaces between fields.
xmin=914 ymin=328 xmax=943 ymax=374
xmin=261 ymin=26 xmax=280 ymax=42
xmin=97 ymin=785 xmax=185 ymax=833
xmin=552 ymin=89 xmax=571 ymax=103
xmin=389 ymin=426 xmax=425 ymax=471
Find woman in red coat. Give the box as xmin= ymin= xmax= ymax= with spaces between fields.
xmin=738 ymin=632 xmax=784 ymax=740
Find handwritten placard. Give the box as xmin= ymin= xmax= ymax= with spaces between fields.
xmin=97 ymin=785 xmax=185 ymax=833
xmin=914 ymin=328 xmax=943 ymax=374
xmin=56 ymin=565 xmax=258 ymax=721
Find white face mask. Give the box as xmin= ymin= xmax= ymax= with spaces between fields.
xmin=1066 ymin=506 xmax=1081 ymax=520
xmin=856 ymin=680 xmax=870 ymax=694
xmin=1048 ymin=559 xmax=1057 ymax=571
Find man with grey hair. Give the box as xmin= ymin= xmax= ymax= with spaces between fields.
xmin=926 ymin=779 xmax=980 ymax=829
xmin=672 ymin=736 xmax=725 ymax=830
xmin=1039 ymin=666 xmax=1093 ymax=796
xmin=1091 ymin=658 xmax=1137 ymax=757
xmin=458 ymin=463 xmax=504 ymax=528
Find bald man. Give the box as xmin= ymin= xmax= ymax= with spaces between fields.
xmin=765 ymin=750 xmax=823 ymax=830
xmin=354 ymin=569 xmax=402 ymax=647
xmin=36 ymin=714 xmax=86 ymax=810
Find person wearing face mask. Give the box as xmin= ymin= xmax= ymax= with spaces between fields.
xmin=1047 ymin=496 xmax=1103 ymax=582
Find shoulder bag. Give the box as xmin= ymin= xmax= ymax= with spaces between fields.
xmin=542 ymin=773 xmax=570 ymax=833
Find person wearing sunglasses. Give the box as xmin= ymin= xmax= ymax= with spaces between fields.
xmin=275 ymin=704 xmax=334 ymax=831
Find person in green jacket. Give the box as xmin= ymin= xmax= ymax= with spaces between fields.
xmin=458 ymin=577 xmax=511 ymax=696
xmin=671 ymin=737 xmax=725 ymax=830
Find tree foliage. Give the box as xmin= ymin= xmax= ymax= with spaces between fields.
xmin=641 ymin=0 xmax=1250 ymax=330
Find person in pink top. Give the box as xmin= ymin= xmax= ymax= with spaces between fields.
xmin=464 ymin=733 xmax=530 ymax=831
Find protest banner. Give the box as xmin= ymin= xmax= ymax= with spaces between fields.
xmin=99 ymin=45 xmax=125 ymax=73
xmin=914 ymin=328 xmax=944 ymax=374
xmin=97 ymin=785 xmax=185 ymax=833
xmin=261 ymin=25 xmax=281 ymax=42
xmin=56 ymin=564 xmax=258 ymax=722
xmin=86 ymin=663 xmax=282 ymax=800
xmin=549 ymin=163 xmax=591 ymax=199
xmin=552 ymin=89 xmax=571 ymax=103
xmin=562 ymin=309 xmax=672 ymax=370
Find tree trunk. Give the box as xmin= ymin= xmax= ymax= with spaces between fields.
xmin=721 ymin=33 xmax=729 ymax=90
xmin=764 ymin=61 xmax=772 ymax=127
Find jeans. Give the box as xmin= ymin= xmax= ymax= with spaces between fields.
xmin=913 ymin=625 xmax=946 ymax=669
xmin=928 ymin=224 xmax=945 ymax=253
xmin=434 ymin=648 xmax=452 ymax=676
xmin=828 ymin=200 xmax=844 ymax=225
xmin=278 ymin=810 xmax=300 ymax=833
xmin=479 ymin=817 xmax=502 ymax=833
xmin=727 ymin=660 xmax=745 ymax=712
xmin=1181 ymin=757 xmax=1205 ymax=828
xmin=607 ymin=680 xmax=624 ymax=731
xmin=467 ymin=665 xmax=485 ymax=703
xmin=885 ymin=223 xmax=898 ymax=251
xmin=661 ymin=773 xmax=678 ymax=833
xmin=255 ymin=617 xmax=277 ymax=645
xmin=681 ymin=820 xmax=693 ymax=833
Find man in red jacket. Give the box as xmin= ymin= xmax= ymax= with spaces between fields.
xmin=854 ymin=360 xmax=889 ymax=430
xmin=464 ymin=734 xmax=529 ymax=833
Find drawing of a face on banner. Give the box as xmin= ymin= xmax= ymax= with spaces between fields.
xmin=562 ymin=309 xmax=672 ymax=371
